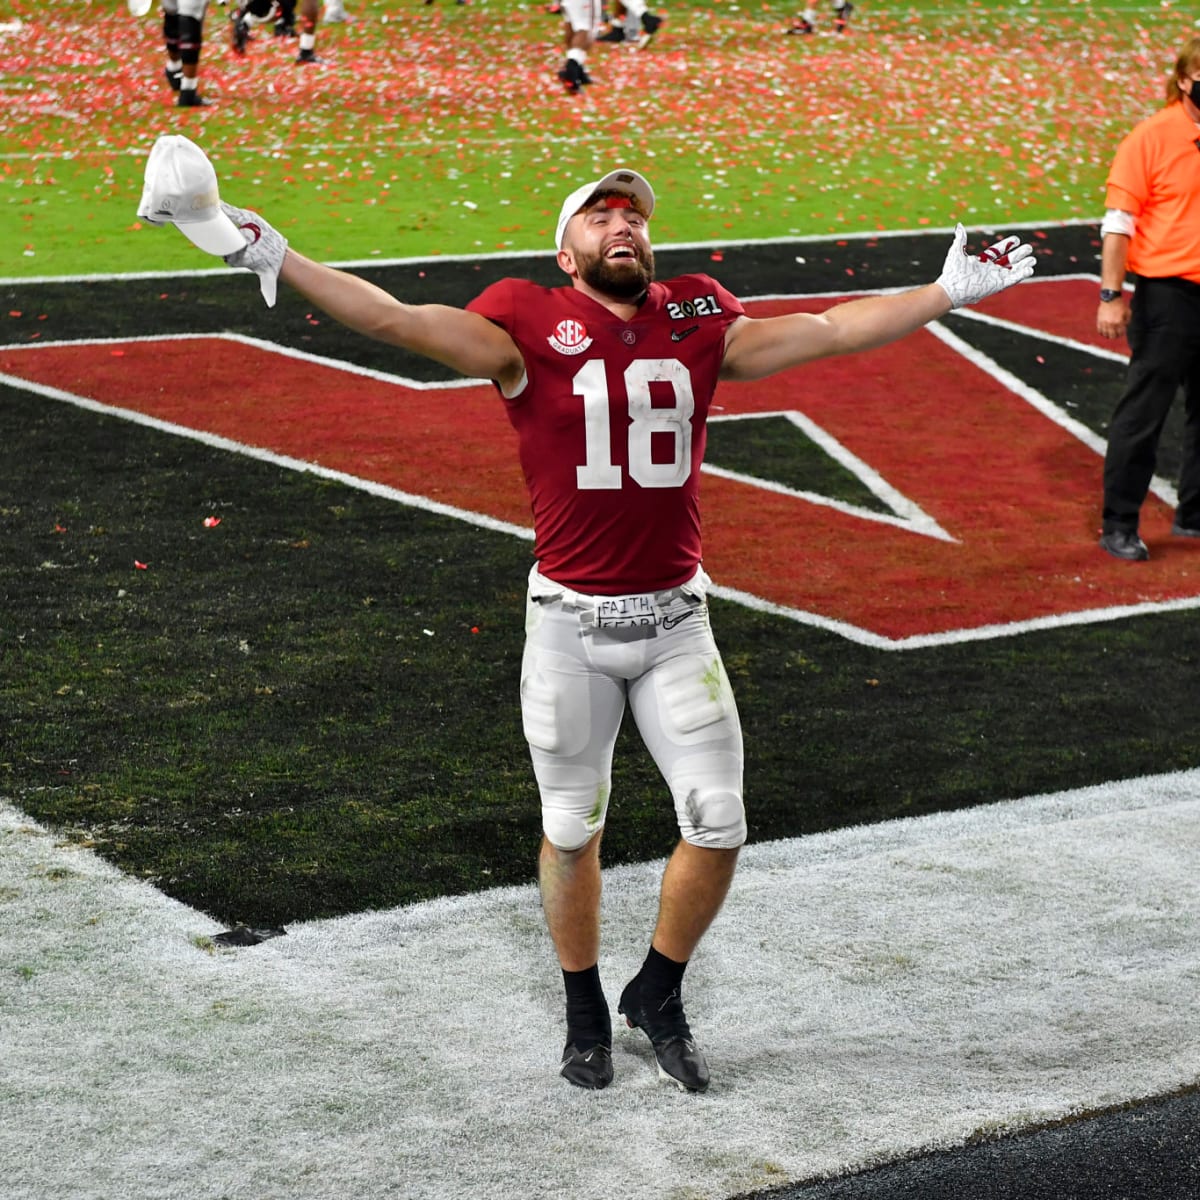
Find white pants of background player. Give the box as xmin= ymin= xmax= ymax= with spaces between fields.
xmin=521 ymin=566 xmax=747 ymax=853
xmin=561 ymin=0 xmax=605 ymax=34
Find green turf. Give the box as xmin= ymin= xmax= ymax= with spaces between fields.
xmin=0 ymin=0 xmax=1184 ymax=277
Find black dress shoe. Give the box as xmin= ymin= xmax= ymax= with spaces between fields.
xmin=1171 ymin=521 xmax=1200 ymax=538
xmin=1099 ymin=529 xmax=1149 ymax=561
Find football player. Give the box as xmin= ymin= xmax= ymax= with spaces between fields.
xmin=597 ymin=0 xmax=663 ymax=47
xmin=160 ymin=0 xmax=211 ymax=107
xmin=229 ymin=0 xmax=320 ymax=61
xmin=140 ymin=141 xmax=1036 ymax=1093
xmin=556 ymin=0 xmax=604 ymax=93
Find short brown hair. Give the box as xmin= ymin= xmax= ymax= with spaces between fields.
xmin=1166 ymin=36 xmax=1200 ymax=102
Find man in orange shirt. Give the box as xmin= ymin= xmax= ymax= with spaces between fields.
xmin=1097 ymin=37 xmax=1200 ymax=560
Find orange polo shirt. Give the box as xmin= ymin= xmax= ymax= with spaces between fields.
xmin=1105 ymin=100 xmax=1200 ymax=284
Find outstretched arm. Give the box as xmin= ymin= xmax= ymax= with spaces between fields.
xmin=721 ymin=282 xmax=952 ymax=381
xmin=278 ymin=249 xmax=525 ymax=391
xmin=720 ymin=225 xmax=1035 ymax=382
xmin=219 ymin=203 xmax=525 ymax=393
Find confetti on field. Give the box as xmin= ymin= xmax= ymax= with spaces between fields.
xmin=1 ymin=0 xmax=1187 ymax=266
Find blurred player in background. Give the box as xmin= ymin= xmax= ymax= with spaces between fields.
xmin=557 ymin=0 xmax=602 ymax=93
xmin=596 ymin=0 xmax=663 ymax=48
xmin=160 ymin=0 xmax=211 ymax=106
xmin=230 ymin=0 xmax=321 ymax=61
xmin=786 ymin=0 xmax=853 ymax=34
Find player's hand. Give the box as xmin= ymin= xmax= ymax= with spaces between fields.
xmin=935 ymin=224 xmax=1036 ymax=309
xmin=219 ymin=202 xmax=288 ymax=308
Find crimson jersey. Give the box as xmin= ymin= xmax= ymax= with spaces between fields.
xmin=467 ymin=274 xmax=744 ymax=594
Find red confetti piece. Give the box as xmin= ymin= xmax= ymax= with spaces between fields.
xmin=203 ymin=516 xmax=221 ymax=527
xmin=134 ymin=561 xmax=148 ymax=570
xmin=8 ymin=311 xmax=21 ymax=318
xmin=110 ymin=350 xmax=125 ymax=357
xmin=54 ymin=524 xmax=67 ymax=534
xmin=710 ymin=251 xmax=724 ymax=262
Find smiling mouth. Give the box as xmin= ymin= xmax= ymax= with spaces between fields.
xmin=605 ymin=244 xmax=638 ymax=262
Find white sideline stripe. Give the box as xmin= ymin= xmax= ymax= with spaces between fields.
xmin=0 ymin=331 xmax=488 ymax=392
xmin=926 ymin=320 xmax=1180 ymax=509
xmin=0 ymin=370 xmax=533 ymax=543
xmin=952 ymin=306 xmax=1132 ymax=364
xmin=0 ymin=224 xmax=1100 ymax=287
xmin=706 ymin=410 xmax=955 ymax=542
xmin=3 ymin=769 xmax=1200 ymax=1200
xmin=707 ymin=581 xmax=1200 ymax=651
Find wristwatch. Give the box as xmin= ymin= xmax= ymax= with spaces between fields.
xmin=1099 ymin=288 xmax=1122 ymax=302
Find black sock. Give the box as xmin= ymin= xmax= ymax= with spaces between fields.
xmin=563 ymin=964 xmax=610 ymax=1051
xmin=636 ymin=945 xmax=687 ymax=1004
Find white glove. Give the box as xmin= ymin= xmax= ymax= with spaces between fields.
xmin=219 ymin=202 xmax=288 ymax=308
xmin=935 ymin=223 xmax=1036 ymax=309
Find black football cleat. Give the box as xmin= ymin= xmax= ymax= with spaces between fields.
xmin=177 ymin=90 xmax=209 ymax=107
xmin=636 ymin=11 xmax=662 ymax=47
xmin=618 ymin=978 xmax=710 ymax=1092
xmin=296 ymin=47 xmax=322 ymax=63
xmin=164 ymin=67 xmax=182 ymax=91
xmin=230 ymin=13 xmax=250 ymax=54
xmin=560 ymin=1041 xmax=614 ymax=1090
xmin=557 ymin=58 xmax=584 ymax=94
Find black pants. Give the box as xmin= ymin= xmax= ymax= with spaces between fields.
xmin=1102 ymin=275 xmax=1200 ymax=533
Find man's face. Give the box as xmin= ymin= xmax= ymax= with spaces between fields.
xmin=562 ymin=196 xmax=655 ymax=300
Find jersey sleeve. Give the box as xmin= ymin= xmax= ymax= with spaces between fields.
xmin=708 ymin=275 xmax=746 ymax=324
xmin=466 ymin=278 xmax=519 ymax=336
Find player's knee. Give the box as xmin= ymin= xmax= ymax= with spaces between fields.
xmin=177 ymin=14 xmax=203 ymax=61
xmin=542 ymin=804 xmax=606 ymax=853
xmin=678 ymin=786 xmax=747 ymax=850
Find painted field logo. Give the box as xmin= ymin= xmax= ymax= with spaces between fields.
xmin=4 ymin=276 xmax=1199 ymax=648
xmin=548 ymin=318 xmax=592 ymax=356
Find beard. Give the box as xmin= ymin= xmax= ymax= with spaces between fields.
xmin=576 ymin=244 xmax=656 ymax=301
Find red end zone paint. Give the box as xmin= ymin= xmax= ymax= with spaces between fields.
xmin=2 ymin=280 xmax=1193 ymax=644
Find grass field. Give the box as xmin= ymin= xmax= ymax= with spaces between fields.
xmin=2 ymin=0 xmax=1193 ymax=275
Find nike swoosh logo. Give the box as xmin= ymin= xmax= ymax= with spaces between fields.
xmin=670 ymin=325 xmax=700 ymax=342
xmin=660 ymin=610 xmax=694 ymax=630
